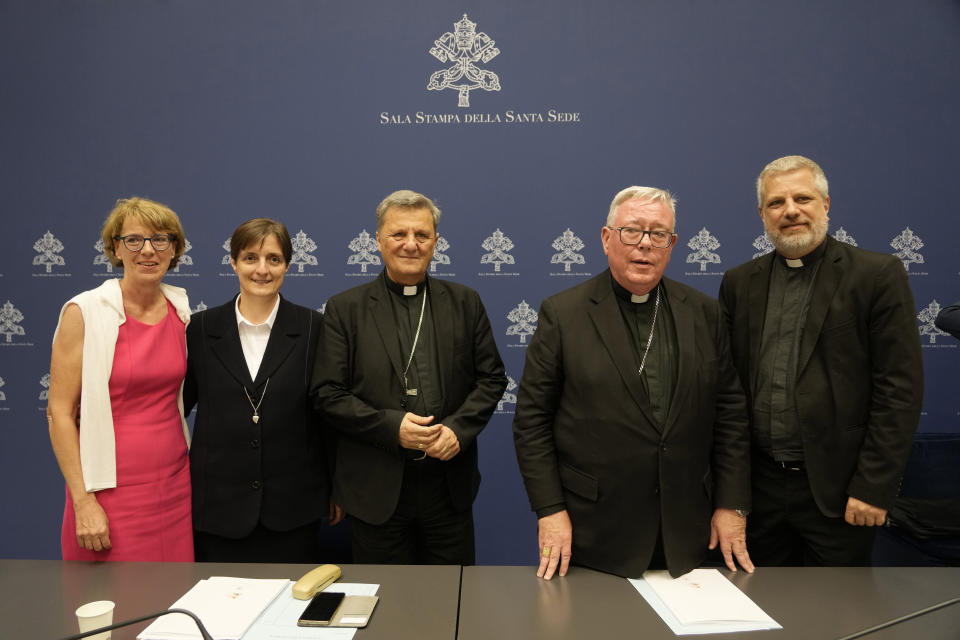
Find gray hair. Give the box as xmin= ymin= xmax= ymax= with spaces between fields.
xmin=376 ymin=189 xmax=441 ymax=230
xmin=756 ymin=155 xmax=829 ymax=206
xmin=606 ymin=186 xmax=677 ymax=228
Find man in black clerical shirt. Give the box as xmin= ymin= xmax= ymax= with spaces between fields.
xmin=311 ymin=189 xmax=506 ymax=564
xmin=513 ymin=186 xmax=753 ymax=579
xmin=719 ymin=155 xmax=923 ymax=566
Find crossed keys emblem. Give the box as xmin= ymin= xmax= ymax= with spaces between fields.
xmin=427 ymin=14 xmax=501 ymax=107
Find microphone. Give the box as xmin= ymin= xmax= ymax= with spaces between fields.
xmin=59 ymin=607 xmax=214 ymax=640
xmin=835 ymin=597 xmax=960 ymax=639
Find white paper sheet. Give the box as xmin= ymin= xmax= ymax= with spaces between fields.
xmin=629 ymin=569 xmax=781 ymax=635
xmin=137 ymin=577 xmax=290 ymax=640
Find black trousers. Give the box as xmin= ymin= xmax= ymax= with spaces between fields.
xmin=194 ymin=520 xmax=322 ymax=563
xmin=348 ymin=458 xmax=475 ymax=565
xmin=748 ymin=452 xmax=876 ymax=566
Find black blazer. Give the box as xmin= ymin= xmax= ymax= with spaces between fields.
xmin=184 ymin=295 xmax=330 ymax=538
xmin=513 ymin=271 xmax=750 ymax=578
xmin=719 ymin=237 xmax=923 ymax=516
xmin=310 ymin=273 xmax=507 ymax=525
xmin=935 ymin=302 xmax=960 ymax=339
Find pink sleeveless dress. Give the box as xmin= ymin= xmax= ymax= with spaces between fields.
xmin=62 ymin=300 xmax=193 ymax=561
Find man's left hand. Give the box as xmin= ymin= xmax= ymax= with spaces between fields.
xmin=328 ymin=499 xmax=344 ymax=526
xmin=709 ymin=508 xmax=754 ymax=573
xmin=844 ymin=497 xmax=888 ymax=526
xmin=425 ymin=425 xmax=461 ymax=461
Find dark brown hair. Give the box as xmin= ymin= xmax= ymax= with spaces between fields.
xmin=230 ymin=218 xmax=292 ymax=264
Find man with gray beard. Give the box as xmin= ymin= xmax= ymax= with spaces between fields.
xmin=719 ymin=155 xmax=923 ymax=566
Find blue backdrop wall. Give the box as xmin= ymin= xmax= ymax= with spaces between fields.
xmin=1 ymin=0 xmax=958 ymax=562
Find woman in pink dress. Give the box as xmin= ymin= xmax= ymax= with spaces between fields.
xmin=48 ymin=197 xmax=194 ymax=561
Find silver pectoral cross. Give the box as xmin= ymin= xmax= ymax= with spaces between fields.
xmin=400 ymin=387 xmax=416 ymax=410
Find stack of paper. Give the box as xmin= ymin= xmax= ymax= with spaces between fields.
xmin=137 ymin=577 xmax=289 ymax=640
xmin=629 ymin=569 xmax=781 ymax=635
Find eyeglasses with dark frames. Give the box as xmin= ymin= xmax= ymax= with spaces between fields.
xmin=114 ymin=234 xmax=176 ymax=252
xmin=606 ymin=226 xmax=676 ymax=249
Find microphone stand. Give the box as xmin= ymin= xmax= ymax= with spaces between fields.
xmin=59 ymin=607 xmax=214 ymax=640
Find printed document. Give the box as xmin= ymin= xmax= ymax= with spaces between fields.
xmin=137 ymin=576 xmax=289 ymax=640
xmin=630 ymin=569 xmax=781 ymax=635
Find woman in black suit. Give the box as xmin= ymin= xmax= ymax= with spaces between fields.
xmin=184 ymin=218 xmax=341 ymax=562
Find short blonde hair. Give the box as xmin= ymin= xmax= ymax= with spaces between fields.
xmin=100 ymin=197 xmax=186 ymax=268
xmin=756 ymin=155 xmax=829 ymax=206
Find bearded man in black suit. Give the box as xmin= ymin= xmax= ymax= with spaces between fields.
xmin=514 ymin=186 xmax=753 ymax=579
xmin=311 ymin=189 xmax=506 ymax=564
xmin=719 ymin=155 xmax=923 ymax=566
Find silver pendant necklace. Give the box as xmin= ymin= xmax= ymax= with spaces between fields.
xmin=243 ymin=378 xmax=270 ymax=424
xmin=637 ymin=286 xmax=661 ymax=377
xmin=400 ymin=288 xmax=428 ymax=401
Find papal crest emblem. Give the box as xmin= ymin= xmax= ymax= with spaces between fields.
xmin=427 ymin=14 xmax=501 ymax=107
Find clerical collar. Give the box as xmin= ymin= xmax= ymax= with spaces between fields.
xmin=611 ymin=274 xmax=656 ymax=304
xmin=777 ymin=238 xmax=827 ymax=269
xmin=383 ymin=271 xmax=427 ymax=296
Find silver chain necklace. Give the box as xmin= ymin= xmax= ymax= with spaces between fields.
xmin=401 ymin=287 xmax=428 ymax=398
xmin=637 ymin=286 xmax=661 ymax=377
xmin=243 ymin=378 xmax=270 ymax=424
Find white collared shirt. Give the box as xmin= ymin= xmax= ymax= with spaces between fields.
xmin=235 ymin=294 xmax=280 ymax=380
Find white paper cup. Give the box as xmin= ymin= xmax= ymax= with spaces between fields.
xmin=75 ymin=600 xmax=115 ymax=640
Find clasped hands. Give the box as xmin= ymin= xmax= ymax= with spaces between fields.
xmin=398 ymin=412 xmax=460 ymax=461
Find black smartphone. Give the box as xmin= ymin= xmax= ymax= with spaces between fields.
xmin=297 ymin=591 xmax=346 ymax=626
